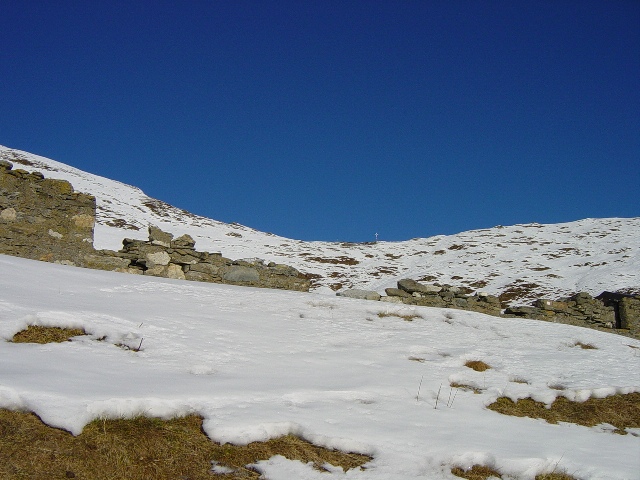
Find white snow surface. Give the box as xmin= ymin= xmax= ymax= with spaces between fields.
xmin=1 ymin=145 xmax=639 ymax=303
xmin=1 ymin=255 xmax=639 ymax=479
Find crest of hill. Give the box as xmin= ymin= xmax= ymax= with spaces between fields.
xmin=1 ymin=145 xmax=638 ymax=305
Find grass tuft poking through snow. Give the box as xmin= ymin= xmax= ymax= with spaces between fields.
xmin=451 ymin=465 xmax=578 ymax=480
xmin=464 ymin=360 xmax=491 ymax=372
xmin=11 ymin=325 xmax=86 ymax=344
xmin=377 ymin=311 xmax=421 ymax=321
xmin=451 ymin=464 xmax=503 ymax=479
xmin=450 ymin=382 xmax=482 ymax=394
xmin=487 ymin=393 xmax=640 ymax=434
xmin=0 ymin=410 xmax=372 ymax=479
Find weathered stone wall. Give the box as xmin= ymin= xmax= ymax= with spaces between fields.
xmin=619 ymin=297 xmax=640 ymax=338
xmin=88 ymin=226 xmax=310 ymax=291
xmin=338 ymin=279 xmax=502 ymax=316
xmin=0 ymin=161 xmax=310 ymax=292
xmin=382 ymin=278 xmax=502 ymax=316
xmin=505 ymin=293 xmax=615 ymax=328
xmin=505 ymin=292 xmax=640 ymax=339
xmin=0 ymin=160 xmax=95 ymax=264
xmin=339 ymin=279 xmax=639 ymax=339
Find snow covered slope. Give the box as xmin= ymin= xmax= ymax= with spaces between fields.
xmin=0 ymin=255 xmax=638 ymax=479
xmin=1 ymin=145 xmax=638 ymax=304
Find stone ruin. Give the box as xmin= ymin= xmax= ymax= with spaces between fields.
xmin=338 ymin=279 xmax=501 ymax=316
xmin=87 ymin=226 xmax=310 ymax=291
xmin=0 ymin=159 xmax=310 ymax=292
xmin=338 ymin=279 xmax=640 ymax=339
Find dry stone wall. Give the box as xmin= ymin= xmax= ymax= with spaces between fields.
xmin=90 ymin=226 xmax=310 ymax=291
xmin=0 ymin=161 xmax=310 ymax=292
xmin=339 ymin=279 xmax=640 ymax=339
xmin=0 ymin=160 xmax=95 ymax=264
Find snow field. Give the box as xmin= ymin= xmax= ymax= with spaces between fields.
xmin=0 ymin=255 xmax=639 ymax=479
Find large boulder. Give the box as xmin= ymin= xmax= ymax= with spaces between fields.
xmin=336 ymin=289 xmax=381 ymax=301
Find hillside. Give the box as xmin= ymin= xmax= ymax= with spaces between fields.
xmin=1 ymin=145 xmax=638 ymax=306
xmin=1 ymin=254 xmax=639 ymax=479
xmin=1 ymin=145 xmax=639 ymax=479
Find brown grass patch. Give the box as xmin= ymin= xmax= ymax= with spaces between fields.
xmin=487 ymin=392 xmax=640 ymax=434
xmin=0 ymin=410 xmax=372 ymax=479
xmin=451 ymin=464 xmax=502 ymax=479
xmin=377 ymin=312 xmax=421 ymax=321
xmin=11 ymin=325 xmax=86 ymax=344
xmin=450 ymin=382 xmax=482 ymax=394
xmin=509 ymin=376 xmax=530 ymax=384
xmin=464 ymin=360 xmax=491 ymax=372
xmin=452 ymin=464 xmax=577 ymax=480
xmin=536 ymin=474 xmax=578 ymax=480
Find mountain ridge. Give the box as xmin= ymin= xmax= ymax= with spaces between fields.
xmin=1 ymin=144 xmax=638 ymax=305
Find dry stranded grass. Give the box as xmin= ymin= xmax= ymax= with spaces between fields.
xmin=487 ymin=392 xmax=640 ymax=434
xmin=0 ymin=410 xmax=371 ymax=479
xmin=464 ymin=360 xmax=491 ymax=372
xmin=377 ymin=311 xmax=421 ymax=321
xmin=451 ymin=464 xmax=577 ymax=480
xmin=11 ymin=325 xmax=86 ymax=343
xmin=450 ymin=382 xmax=482 ymax=394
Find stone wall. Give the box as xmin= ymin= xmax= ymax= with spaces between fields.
xmin=505 ymin=292 xmax=640 ymax=339
xmin=87 ymin=226 xmax=310 ymax=291
xmin=0 ymin=160 xmax=310 ymax=292
xmin=0 ymin=160 xmax=95 ymax=264
xmin=339 ymin=279 xmax=640 ymax=339
xmin=338 ymin=279 xmax=502 ymax=316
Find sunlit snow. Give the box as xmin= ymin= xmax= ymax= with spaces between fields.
xmin=1 ymin=145 xmax=638 ymax=303
xmin=1 ymin=255 xmax=638 ymax=479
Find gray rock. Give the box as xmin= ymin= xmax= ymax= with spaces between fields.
xmin=398 ymin=279 xmax=441 ymax=295
xmin=385 ymin=287 xmax=411 ymax=297
xmin=83 ymin=254 xmax=131 ymax=271
xmin=337 ymin=289 xmax=381 ymax=301
xmin=166 ymin=264 xmax=186 ymax=280
xmin=185 ymin=271 xmax=215 ymax=282
xmin=380 ymin=295 xmax=403 ymax=303
xmin=172 ymin=234 xmax=196 ymax=249
xmin=188 ymin=263 xmax=220 ymax=276
xmin=148 ymin=225 xmax=173 ymax=247
xmin=222 ymin=266 xmax=260 ymax=283
xmin=146 ymin=251 xmax=171 ymax=267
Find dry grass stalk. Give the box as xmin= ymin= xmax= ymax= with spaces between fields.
xmin=464 ymin=360 xmax=491 ymax=372
xmin=11 ymin=325 xmax=85 ymax=343
xmin=536 ymin=473 xmax=578 ymax=480
xmin=377 ymin=312 xmax=421 ymax=321
xmin=0 ymin=410 xmax=371 ymax=479
xmin=487 ymin=392 xmax=640 ymax=434
xmin=450 ymin=382 xmax=482 ymax=394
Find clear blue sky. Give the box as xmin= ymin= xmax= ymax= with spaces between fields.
xmin=1 ymin=1 xmax=638 ymax=242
